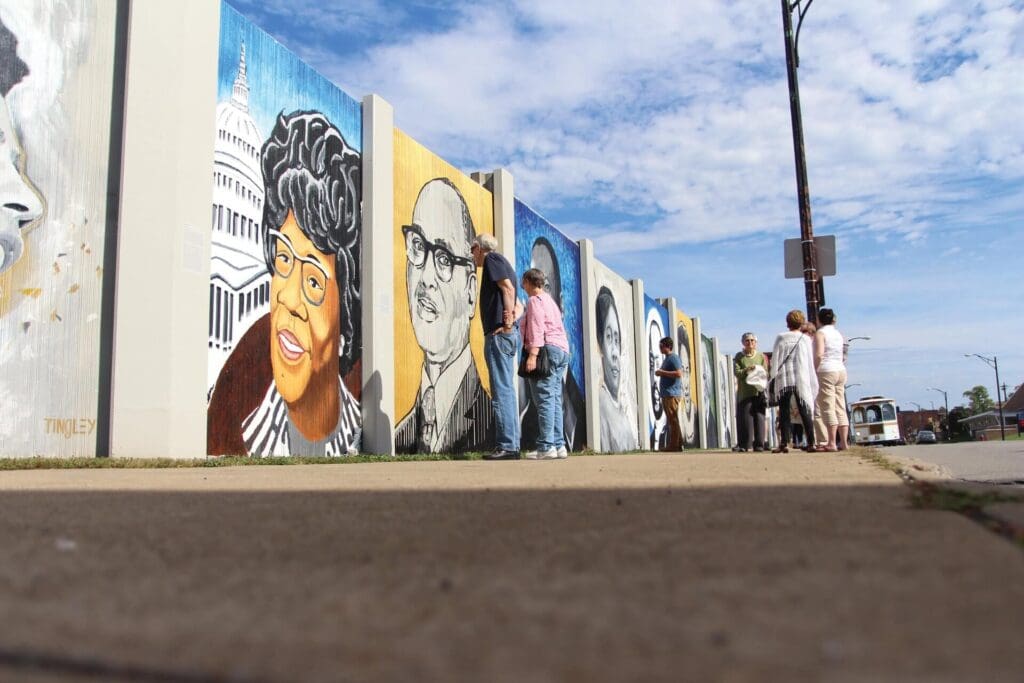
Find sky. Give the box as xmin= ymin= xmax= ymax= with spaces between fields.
xmin=228 ymin=0 xmax=1024 ymax=416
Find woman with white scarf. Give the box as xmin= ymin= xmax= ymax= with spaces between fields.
xmin=769 ymin=310 xmax=818 ymax=453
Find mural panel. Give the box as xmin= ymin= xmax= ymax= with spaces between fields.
xmin=718 ymin=352 xmax=734 ymax=448
xmin=643 ymin=295 xmax=669 ymax=450
xmin=393 ymin=130 xmax=494 ymax=454
xmin=592 ymin=261 xmax=638 ymax=452
xmin=207 ymin=4 xmax=363 ymax=456
xmin=0 ymin=1 xmax=118 ymax=457
xmin=701 ymin=334 xmax=718 ymax=448
xmin=674 ymin=310 xmax=699 ymax=449
xmin=514 ymin=199 xmax=586 ymax=451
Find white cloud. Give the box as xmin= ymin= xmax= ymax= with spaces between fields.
xmin=238 ymin=0 xmax=1024 ymax=408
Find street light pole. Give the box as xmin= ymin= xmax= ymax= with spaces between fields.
xmin=781 ymin=0 xmax=821 ymax=324
xmin=965 ymin=354 xmax=1005 ymax=441
xmin=928 ymin=387 xmax=949 ymax=442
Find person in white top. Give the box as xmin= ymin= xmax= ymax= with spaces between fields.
xmin=813 ymin=308 xmax=849 ymax=451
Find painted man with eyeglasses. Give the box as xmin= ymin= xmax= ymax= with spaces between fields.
xmin=208 ymin=111 xmax=361 ymax=456
xmin=395 ymin=178 xmax=493 ymax=454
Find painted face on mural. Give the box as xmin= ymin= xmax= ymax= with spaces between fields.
xmin=405 ymin=179 xmax=476 ymax=367
xmin=702 ymin=351 xmax=713 ymax=417
xmin=677 ymin=326 xmax=692 ymax=406
xmin=601 ymin=303 xmax=621 ymax=397
xmin=530 ymin=239 xmax=562 ymax=309
xmin=0 ymin=92 xmax=44 ymax=275
xmin=269 ymin=211 xmax=340 ymax=405
xmin=648 ymin=318 xmax=664 ymax=417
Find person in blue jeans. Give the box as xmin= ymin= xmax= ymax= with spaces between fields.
xmin=471 ymin=233 xmax=522 ymax=460
xmin=520 ymin=268 xmax=571 ymax=460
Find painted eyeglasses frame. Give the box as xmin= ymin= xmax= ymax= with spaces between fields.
xmin=267 ymin=228 xmax=331 ymax=307
xmin=401 ymin=223 xmax=474 ymax=283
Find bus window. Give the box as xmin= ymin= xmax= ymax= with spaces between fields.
xmin=867 ymin=406 xmax=882 ymax=422
xmin=881 ymin=404 xmax=896 ymax=421
xmin=852 ymin=408 xmax=866 ymax=424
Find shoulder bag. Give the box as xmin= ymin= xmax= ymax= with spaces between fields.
xmin=518 ymin=346 xmax=551 ymax=379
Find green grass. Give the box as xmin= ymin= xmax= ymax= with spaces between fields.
xmin=0 ymin=450 xmax=608 ymax=471
xmin=0 ymin=453 xmax=474 ymax=470
xmin=909 ymin=483 xmax=1024 ymax=512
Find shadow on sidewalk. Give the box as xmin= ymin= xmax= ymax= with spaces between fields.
xmin=1 ymin=485 xmax=1023 ymax=682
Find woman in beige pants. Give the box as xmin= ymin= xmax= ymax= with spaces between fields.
xmin=813 ymin=308 xmax=849 ymax=451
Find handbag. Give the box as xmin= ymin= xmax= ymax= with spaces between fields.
xmin=767 ymin=342 xmax=799 ymax=408
xmin=518 ymin=346 xmax=551 ymax=379
xmin=746 ymin=365 xmax=768 ymax=392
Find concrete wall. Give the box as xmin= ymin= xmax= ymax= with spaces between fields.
xmin=0 ymin=0 xmax=734 ymax=458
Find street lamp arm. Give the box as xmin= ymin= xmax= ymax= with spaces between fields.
xmin=965 ymin=353 xmax=995 ymax=368
xmin=791 ymin=0 xmax=815 ymax=67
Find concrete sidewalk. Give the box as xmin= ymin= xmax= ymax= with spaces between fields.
xmin=1 ymin=449 xmax=1022 ymax=682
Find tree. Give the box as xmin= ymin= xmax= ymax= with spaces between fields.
xmin=962 ymin=385 xmax=994 ymax=416
xmin=947 ymin=406 xmax=971 ymax=440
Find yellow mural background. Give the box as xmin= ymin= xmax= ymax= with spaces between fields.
xmin=675 ymin=309 xmax=698 ymax=406
xmin=393 ymin=129 xmax=493 ymax=420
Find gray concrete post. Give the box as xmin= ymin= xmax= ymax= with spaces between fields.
xmin=360 ymin=94 xmax=396 ymax=455
xmin=631 ymin=279 xmax=649 ymax=451
xmin=490 ymin=169 xmax=515 ymax=265
xmin=109 ymin=0 xmax=220 ymax=457
xmin=579 ymin=239 xmax=600 ymax=453
xmin=693 ymin=316 xmax=707 ymax=450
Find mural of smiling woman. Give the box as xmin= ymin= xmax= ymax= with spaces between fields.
xmin=208 ymin=111 xmax=361 ymax=456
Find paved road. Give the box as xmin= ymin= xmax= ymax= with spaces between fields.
xmin=1 ymin=450 xmax=1023 ymax=682
xmin=896 ymin=440 xmax=1024 ymax=484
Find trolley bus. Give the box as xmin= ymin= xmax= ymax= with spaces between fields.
xmin=849 ymin=396 xmax=905 ymax=446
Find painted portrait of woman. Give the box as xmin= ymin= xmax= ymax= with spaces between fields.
xmin=597 ymin=285 xmax=637 ymax=452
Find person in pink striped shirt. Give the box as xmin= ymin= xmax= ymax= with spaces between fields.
xmin=520 ymin=268 xmax=571 ymax=460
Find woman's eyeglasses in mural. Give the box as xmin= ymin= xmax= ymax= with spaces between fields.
xmin=268 ymin=228 xmax=330 ymax=307
xmin=402 ymin=223 xmax=474 ymax=283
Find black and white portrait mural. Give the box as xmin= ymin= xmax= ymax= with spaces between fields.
xmin=717 ymin=352 xmax=733 ymax=448
xmin=644 ymin=295 xmax=669 ymax=450
xmin=674 ymin=310 xmax=699 ymax=449
xmin=701 ymin=333 xmax=718 ymax=448
xmin=0 ymin=1 xmax=118 ymax=457
xmin=392 ymin=133 xmax=497 ymax=455
xmin=592 ymin=261 xmax=638 ymax=452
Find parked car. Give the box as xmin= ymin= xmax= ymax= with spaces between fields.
xmin=915 ymin=430 xmax=937 ymax=444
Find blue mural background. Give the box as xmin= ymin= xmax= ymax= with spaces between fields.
xmin=217 ymin=3 xmax=361 ymax=152
xmin=514 ymin=199 xmax=584 ymax=392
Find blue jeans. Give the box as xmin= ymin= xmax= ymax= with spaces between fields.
xmin=528 ymin=345 xmax=570 ymax=451
xmin=484 ymin=328 xmax=521 ymax=451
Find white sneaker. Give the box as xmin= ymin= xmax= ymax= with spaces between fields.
xmin=525 ymin=448 xmax=558 ymax=460
xmin=556 ymin=446 xmax=568 ymax=459
xmin=523 ymin=450 xmax=541 ymax=460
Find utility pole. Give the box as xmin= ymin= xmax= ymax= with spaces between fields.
xmin=781 ymin=0 xmax=821 ymax=324
xmin=966 ymin=354 xmax=1005 ymax=441
xmin=928 ymin=387 xmax=949 ymax=442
